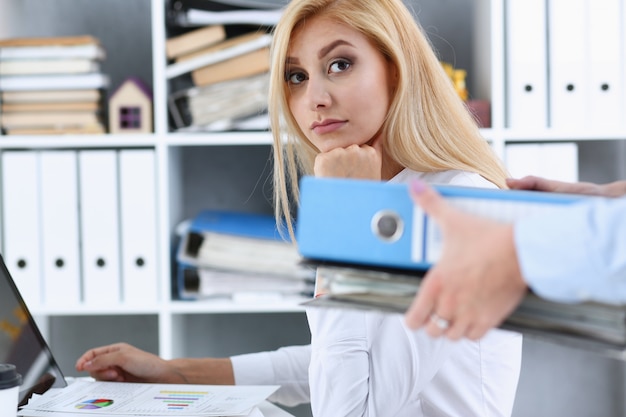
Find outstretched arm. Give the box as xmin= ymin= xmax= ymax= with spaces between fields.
xmin=75 ymin=342 xmax=234 ymax=385
xmin=507 ymin=175 xmax=626 ymax=197
xmin=404 ymin=181 xmax=527 ymax=340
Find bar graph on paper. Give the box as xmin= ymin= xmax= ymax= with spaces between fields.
xmin=155 ymin=390 xmax=208 ymax=410
xmin=19 ymin=380 xmax=279 ymax=416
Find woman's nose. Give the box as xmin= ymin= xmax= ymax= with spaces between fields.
xmin=306 ymin=77 xmax=332 ymax=109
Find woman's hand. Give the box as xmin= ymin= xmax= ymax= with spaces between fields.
xmin=76 ymin=342 xmax=235 ymax=385
xmin=404 ymin=181 xmax=528 ymax=340
xmin=75 ymin=342 xmax=177 ymax=383
xmin=314 ymin=139 xmax=383 ymax=180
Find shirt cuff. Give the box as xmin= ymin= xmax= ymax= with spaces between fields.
xmin=231 ymin=351 xmax=276 ymax=386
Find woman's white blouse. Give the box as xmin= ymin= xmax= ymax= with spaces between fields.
xmin=231 ymin=169 xmax=523 ymax=416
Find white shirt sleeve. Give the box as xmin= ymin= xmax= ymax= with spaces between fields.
xmin=516 ymin=196 xmax=626 ymax=304
xmin=230 ymin=345 xmax=311 ymax=407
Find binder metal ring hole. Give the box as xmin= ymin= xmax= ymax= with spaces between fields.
xmin=566 ymin=84 xmax=575 ymax=92
xmin=96 ymin=258 xmax=106 ymax=268
xmin=55 ymin=258 xmax=64 ymax=268
xmin=601 ymin=83 xmax=609 ymax=91
xmin=136 ymin=257 xmax=145 ymax=267
xmin=524 ymin=84 xmax=533 ymax=92
xmin=17 ymin=259 xmax=26 ymax=269
xmin=371 ymin=210 xmax=404 ymax=243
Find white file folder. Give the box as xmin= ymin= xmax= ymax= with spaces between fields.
xmin=78 ymin=150 xmax=122 ymax=305
xmin=118 ymin=149 xmax=159 ymax=305
xmin=39 ymin=151 xmax=81 ymax=306
xmin=505 ymin=0 xmax=548 ymax=128
xmin=548 ymin=0 xmax=586 ymax=128
xmin=1 ymin=151 xmax=42 ymax=307
xmin=587 ymin=0 xmax=624 ymax=129
xmin=505 ymin=142 xmax=579 ymax=183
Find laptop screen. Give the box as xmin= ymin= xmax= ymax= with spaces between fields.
xmin=0 ymin=254 xmax=67 ymax=407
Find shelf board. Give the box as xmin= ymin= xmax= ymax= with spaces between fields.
xmin=30 ymin=299 xmax=308 ymax=315
xmin=0 ymin=133 xmax=157 ymax=149
xmin=29 ymin=304 xmax=162 ymax=316
xmin=503 ymin=129 xmax=626 ymax=142
xmin=168 ymin=297 xmax=308 ymax=314
xmin=164 ymin=131 xmax=273 ymax=146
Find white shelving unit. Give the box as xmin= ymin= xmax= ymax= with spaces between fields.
xmin=0 ymin=0 xmax=309 ymax=373
xmin=1 ymin=1 xmax=625 ymax=416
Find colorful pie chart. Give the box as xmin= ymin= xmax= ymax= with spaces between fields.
xmin=75 ymin=398 xmax=114 ymax=409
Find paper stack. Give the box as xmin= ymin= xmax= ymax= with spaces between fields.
xmin=0 ymin=35 xmax=109 ymax=135
xmin=18 ymin=379 xmax=278 ymax=416
xmin=175 ymin=210 xmax=315 ymax=301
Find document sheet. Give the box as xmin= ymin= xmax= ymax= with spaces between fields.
xmin=19 ymin=379 xmax=278 ymax=416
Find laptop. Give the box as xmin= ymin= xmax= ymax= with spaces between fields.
xmin=0 ymin=254 xmax=67 ymax=409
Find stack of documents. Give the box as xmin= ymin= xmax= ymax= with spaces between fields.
xmin=304 ymin=264 xmax=626 ymax=353
xmin=176 ymin=210 xmax=315 ymax=301
xmin=18 ymin=380 xmax=278 ymax=417
xmin=296 ymin=177 xmax=626 ymax=357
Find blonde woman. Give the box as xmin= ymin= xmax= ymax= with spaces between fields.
xmin=77 ymin=0 xmax=521 ymax=415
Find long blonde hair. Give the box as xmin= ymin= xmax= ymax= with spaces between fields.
xmin=269 ymin=0 xmax=508 ymax=239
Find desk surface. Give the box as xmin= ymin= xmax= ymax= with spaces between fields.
xmin=258 ymin=401 xmax=296 ymax=417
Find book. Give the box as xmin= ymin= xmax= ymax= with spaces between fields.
xmin=167 ymin=0 xmax=283 ymax=27
xmin=174 ymin=31 xmax=267 ymax=62
xmin=303 ymin=264 xmax=626 ymax=349
xmin=0 ymin=72 xmax=110 ymax=91
xmin=0 ymin=35 xmax=105 ymax=60
xmin=174 ymin=112 xmax=270 ymax=133
xmin=168 ymin=72 xmax=269 ymax=129
xmin=0 ymin=110 xmax=100 ymax=129
xmin=2 ymin=124 xmax=105 ymax=135
xmin=0 ymin=58 xmax=100 ymax=75
xmin=0 ymin=89 xmax=101 ymax=103
xmin=165 ymin=32 xmax=271 ymax=79
xmin=166 ymin=24 xmax=227 ymax=59
xmin=2 ymin=101 xmax=99 ymax=112
xmin=296 ymin=176 xmax=590 ymax=271
xmin=183 ymin=8 xmax=282 ymax=26
xmin=0 ymin=34 xmax=98 ymax=47
xmin=191 ymin=46 xmax=269 ymax=87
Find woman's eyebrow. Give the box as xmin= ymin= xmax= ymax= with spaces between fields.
xmin=318 ymin=39 xmax=353 ymax=59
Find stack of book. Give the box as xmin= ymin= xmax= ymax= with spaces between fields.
xmin=175 ymin=210 xmax=315 ymax=301
xmin=165 ymin=1 xmax=282 ymax=132
xmin=0 ymin=35 xmax=109 ymax=135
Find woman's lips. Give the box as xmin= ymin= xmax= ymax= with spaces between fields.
xmin=311 ymin=119 xmax=347 ymax=135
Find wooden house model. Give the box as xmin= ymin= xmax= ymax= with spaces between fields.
xmin=108 ymin=77 xmax=153 ymax=134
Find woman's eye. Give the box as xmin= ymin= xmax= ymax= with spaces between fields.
xmin=287 ymin=71 xmax=307 ymax=84
xmin=329 ymin=59 xmax=351 ymax=73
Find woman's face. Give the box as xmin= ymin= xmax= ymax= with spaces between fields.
xmin=285 ymin=16 xmax=396 ymax=153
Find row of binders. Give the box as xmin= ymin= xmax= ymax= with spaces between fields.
xmin=1 ymin=149 xmax=158 ymax=308
xmin=175 ymin=210 xmax=315 ymax=301
xmin=506 ymin=0 xmax=626 ymax=129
